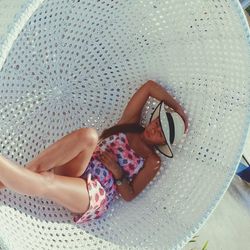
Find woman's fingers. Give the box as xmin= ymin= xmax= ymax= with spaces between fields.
xmin=101 ymin=151 xmax=115 ymax=160
xmin=100 ymin=151 xmax=113 ymax=164
xmin=99 ymin=151 xmax=119 ymax=171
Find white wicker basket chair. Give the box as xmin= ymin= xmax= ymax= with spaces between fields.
xmin=0 ymin=0 xmax=250 ymax=249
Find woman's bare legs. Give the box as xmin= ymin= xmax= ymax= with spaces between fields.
xmin=0 ymin=127 xmax=98 ymax=191
xmin=0 ymin=127 xmax=98 ymax=190
xmin=0 ymin=155 xmax=90 ymax=213
xmin=26 ymin=127 xmax=98 ymax=177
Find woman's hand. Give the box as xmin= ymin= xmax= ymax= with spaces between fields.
xmin=99 ymin=151 xmax=123 ymax=179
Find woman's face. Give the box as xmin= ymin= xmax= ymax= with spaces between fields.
xmin=142 ymin=117 xmax=166 ymax=145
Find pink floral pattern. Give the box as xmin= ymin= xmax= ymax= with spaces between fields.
xmin=74 ymin=132 xmax=145 ymax=223
xmin=73 ymin=173 xmax=108 ymax=224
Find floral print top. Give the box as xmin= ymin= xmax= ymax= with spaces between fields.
xmin=81 ymin=132 xmax=145 ymax=206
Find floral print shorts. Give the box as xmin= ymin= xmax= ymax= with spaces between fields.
xmin=73 ymin=173 xmax=108 ymax=224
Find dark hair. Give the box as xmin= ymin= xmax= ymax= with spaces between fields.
xmin=99 ymin=123 xmax=145 ymax=140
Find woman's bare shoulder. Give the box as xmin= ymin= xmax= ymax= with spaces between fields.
xmin=127 ymin=132 xmax=160 ymax=161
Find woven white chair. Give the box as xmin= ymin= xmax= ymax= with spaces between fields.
xmin=0 ymin=0 xmax=249 ymax=249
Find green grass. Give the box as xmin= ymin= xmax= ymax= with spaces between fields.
xmin=246 ymin=6 xmax=250 ymax=15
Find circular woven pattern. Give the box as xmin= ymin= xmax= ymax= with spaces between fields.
xmin=0 ymin=0 xmax=249 ymax=249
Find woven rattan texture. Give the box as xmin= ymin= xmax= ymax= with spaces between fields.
xmin=0 ymin=0 xmax=249 ymax=249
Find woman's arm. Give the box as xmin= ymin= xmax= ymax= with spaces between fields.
xmin=120 ymin=153 xmax=161 ymax=201
xmin=0 ymin=181 xmax=5 ymax=189
xmin=100 ymin=150 xmax=161 ymax=201
xmin=118 ymin=80 xmax=188 ymax=131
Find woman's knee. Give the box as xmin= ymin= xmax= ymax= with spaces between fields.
xmin=77 ymin=128 xmax=98 ymax=147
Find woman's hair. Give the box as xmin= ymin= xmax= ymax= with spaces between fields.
xmin=99 ymin=123 xmax=145 ymax=140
